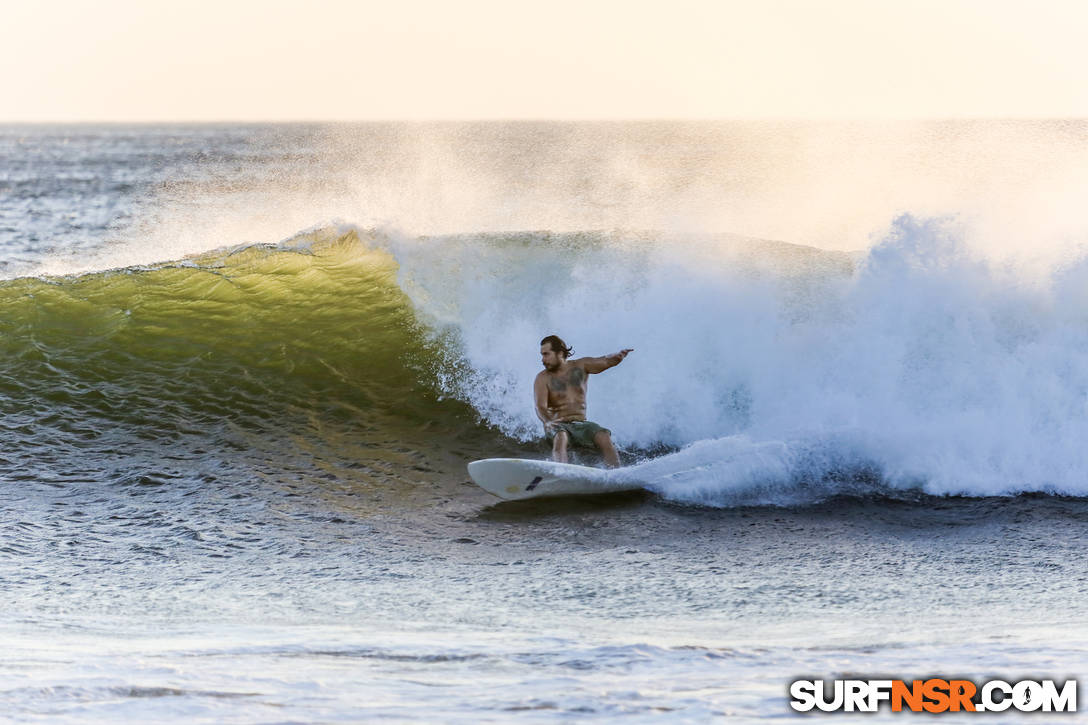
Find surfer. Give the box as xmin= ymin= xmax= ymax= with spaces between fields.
xmin=535 ymin=334 xmax=632 ymax=467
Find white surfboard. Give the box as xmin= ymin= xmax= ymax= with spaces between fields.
xmin=467 ymin=458 xmax=643 ymax=501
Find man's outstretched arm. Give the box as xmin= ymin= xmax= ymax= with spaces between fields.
xmin=581 ymin=348 xmax=633 ymax=374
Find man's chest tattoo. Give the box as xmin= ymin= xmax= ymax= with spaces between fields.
xmin=549 ymin=367 xmax=586 ymax=394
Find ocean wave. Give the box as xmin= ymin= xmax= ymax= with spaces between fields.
xmin=5 ymin=219 xmax=1088 ymax=502
xmin=0 ymin=228 xmax=508 ymax=494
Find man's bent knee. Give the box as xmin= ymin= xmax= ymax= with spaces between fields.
xmin=551 ymin=430 xmax=570 ymax=462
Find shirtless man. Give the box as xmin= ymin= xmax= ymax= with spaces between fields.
xmin=534 ymin=334 xmax=633 ymax=467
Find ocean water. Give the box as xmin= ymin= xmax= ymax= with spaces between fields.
xmin=2 ymin=122 xmax=1088 ymax=722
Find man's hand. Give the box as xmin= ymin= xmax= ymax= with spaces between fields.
xmin=612 ymin=348 xmax=633 ymax=363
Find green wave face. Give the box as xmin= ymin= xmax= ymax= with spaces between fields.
xmin=0 ymin=229 xmax=508 ymax=496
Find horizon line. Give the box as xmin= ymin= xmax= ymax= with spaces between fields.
xmin=2 ymin=116 xmax=1087 ymax=125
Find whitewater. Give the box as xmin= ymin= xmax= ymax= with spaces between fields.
xmin=2 ymin=122 xmax=1087 ymax=722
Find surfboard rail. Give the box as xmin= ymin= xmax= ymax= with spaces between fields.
xmin=467 ymin=457 xmax=642 ymax=500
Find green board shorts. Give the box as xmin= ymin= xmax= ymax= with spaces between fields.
xmin=546 ymin=420 xmax=610 ymax=448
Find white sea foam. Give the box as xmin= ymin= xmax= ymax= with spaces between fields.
xmin=382 ymin=215 xmax=1088 ymax=501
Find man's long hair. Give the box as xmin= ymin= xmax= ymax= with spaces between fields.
xmin=540 ymin=334 xmax=573 ymax=359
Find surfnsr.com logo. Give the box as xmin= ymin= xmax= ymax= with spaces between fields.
xmin=790 ymin=679 xmax=1077 ymax=713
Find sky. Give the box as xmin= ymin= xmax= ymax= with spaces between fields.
xmin=1 ymin=0 xmax=1086 ymax=121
